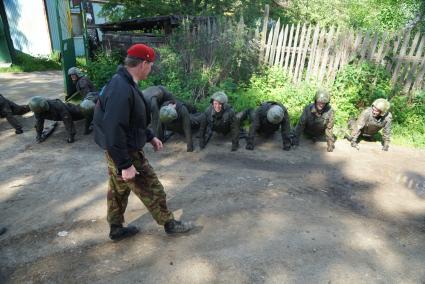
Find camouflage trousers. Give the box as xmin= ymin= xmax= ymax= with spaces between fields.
xmin=106 ymin=151 xmax=174 ymax=226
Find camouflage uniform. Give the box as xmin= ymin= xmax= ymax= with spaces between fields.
xmin=106 ymin=150 xmax=174 ymax=226
xmin=349 ymin=107 xmax=392 ymax=146
xmin=0 ymin=94 xmax=30 ymax=133
xmin=142 ymin=86 xmax=175 ymax=141
xmin=246 ymin=101 xmax=292 ymax=150
xmin=160 ymin=100 xmax=201 ymax=152
xmin=34 ymin=99 xmax=88 ymax=142
xmin=199 ymin=104 xmax=240 ymax=150
xmin=74 ymin=76 xmax=97 ymax=98
xmin=293 ymin=103 xmax=335 ymax=147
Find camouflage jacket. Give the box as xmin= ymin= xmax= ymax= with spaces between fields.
xmin=75 ymin=76 xmax=96 ymax=97
xmin=199 ymin=104 xmax=239 ymax=145
xmin=247 ymin=101 xmax=291 ymax=148
xmin=293 ymin=103 xmax=334 ymax=142
xmin=351 ymin=107 xmax=392 ymax=143
xmin=34 ymin=99 xmax=85 ymax=138
xmin=142 ymin=86 xmax=175 ymax=138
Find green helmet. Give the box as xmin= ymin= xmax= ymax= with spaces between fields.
xmin=211 ymin=91 xmax=228 ymax=104
xmin=315 ymin=89 xmax=330 ymax=104
xmin=159 ymin=105 xmax=178 ymax=123
xmin=80 ymin=99 xmax=95 ymax=115
xmin=372 ymin=98 xmax=390 ymax=115
xmin=267 ymin=105 xmax=285 ymax=124
xmin=28 ymin=96 xmax=49 ymax=113
xmin=68 ymin=67 xmax=83 ymax=77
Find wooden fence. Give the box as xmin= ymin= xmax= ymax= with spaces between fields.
xmin=258 ymin=6 xmax=425 ymax=93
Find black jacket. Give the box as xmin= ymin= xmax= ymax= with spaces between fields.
xmin=93 ymin=66 xmax=154 ymax=170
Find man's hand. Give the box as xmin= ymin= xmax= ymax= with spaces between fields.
xmin=382 ymin=144 xmax=389 ymax=151
xmin=122 ymin=165 xmax=139 ymax=181
xmin=150 ymin=137 xmax=163 ymax=151
xmin=36 ymin=135 xmax=45 ymax=143
xmin=351 ymin=141 xmax=359 ymax=150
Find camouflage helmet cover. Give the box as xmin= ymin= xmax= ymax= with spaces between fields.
xmin=80 ymin=99 xmax=95 ymax=114
xmin=211 ymin=91 xmax=228 ymax=104
xmin=28 ymin=96 xmax=49 ymax=113
xmin=267 ymin=105 xmax=285 ymax=124
xmin=68 ymin=67 xmax=83 ymax=77
xmin=159 ymin=105 xmax=178 ymax=123
xmin=372 ymin=98 xmax=390 ymax=115
xmin=315 ymin=89 xmax=330 ymax=104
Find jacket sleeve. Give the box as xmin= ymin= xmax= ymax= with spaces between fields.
xmin=280 ymin=108 xmax=292 ymax=147
xmin=351 ymin=109 xmax=368 ymax=142
xmin=150 ymin=97 xmax=162 ymax=139
xmin=103 ymin=83 xmax=133 ymax=171
xmin=247 ymin=109 xmax=260 ymax=146
xmin=60 ymin=106 xmax=76 ymax=139
xmin=382 ymin=113 xmax=392 ymax=145
xmin=293 ymin=106 xmax=308 ymax=139
xmin=325 ymin=108 xmax=335 ymax=143
xmin=181 ymin=106 xmax=193 ymax=148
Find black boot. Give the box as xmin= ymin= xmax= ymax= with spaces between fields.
xmin=109 ymin=224 xmax=139 ymax=241
xmin=15 ymin=128 xmax=23 ymax=134
xmin=164 ymin=219 xmax=193 ymax=234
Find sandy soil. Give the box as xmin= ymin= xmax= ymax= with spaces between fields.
xmin=1 ymin=72 xmax=425 ymax=283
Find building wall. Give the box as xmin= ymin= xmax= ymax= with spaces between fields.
xmin=4 ymin=0 xmax=52 ymax=56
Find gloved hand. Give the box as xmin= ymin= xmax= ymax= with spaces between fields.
xmin=67 ymin=136 xmax=75 ymax=143
xmin=351 ymin=141 xmax=359 ymax=150
xmin=327 ymin=142 xmax=335 ymax=152
xmin=199 ymin=139 xmax=206 ymax=150
xmin=231 ymin=142 xmax=239 ymax=152
xmin=187 ymin=144 xmax=194 ymax=152
xmin=382 ymin=144 xmax=389 ymax=151
xmin=36 ymin=135 xmax=45 ymax=143
xmin=291 ymin=136 xmax=299 ymax=146
xmin=245 ymin=143 xmax=254 ymax=150
xmin=283 ymin=144 xmax=291 ymax=151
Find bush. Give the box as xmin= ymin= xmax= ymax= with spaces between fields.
xmin=85 ymin=51 xmax=122 ymax=89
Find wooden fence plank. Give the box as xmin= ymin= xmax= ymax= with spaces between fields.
xmin=311 ymin=26 xmax=327 ymax=80
xmin=412 ymin=56 xmax=425 ymax=91
xmin=391 ymin=29 xmax=411 ymax=83
xmin=274 ymin=23 xmax=285 ymax=66
xmin=404 ymin=35 xmax=425 ymax=93
xmin=305 ymin=25 xmax=320 ymax=81
xmin=289 ymin=23 xmax=301 ymax=76
xmin=318 ymin=26 xmax=335 ymax=82
xmin=259 ymin=4 xmax=270 ymax=62
xmin=375 ymin=32 xmax=389 ymax=64
xmin=368 ymin=32 xmax=379 ymax=61
xmin=264 ymin=24 xmax=274 ymax=64
xmin=279 ymin=24 xmax=290 ymax=67
xmin=359 ymin=31 xmax=371 ymax=60
xmin=386 ymin=31 xmax=403 ymax=71
xmin=400 ymin=31 xmax=421 ymax=88
xmin=294 ymin=23 xmax=307 ymax=82
xmin=269 ymin=19 xmax=281 ymax=65
xmin=296 ymin=24 xmax=312 ymax=82
xmin=284 ymin=24 xmax=295 ymax=71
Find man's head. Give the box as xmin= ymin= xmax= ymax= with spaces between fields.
xmin=211 ymin=91 xmax=228 ymax=113
xmin=314 ymin=89 xmax=330 ymax=112
xmin=68 ymin=67 xmax=83 ymax=82
xmin=28 ymin=96 xmax=49 ymax=113
xmin=372 ymin=98 xmax=390 ymax=117
xmin=159 ymin=104 xmax=178 ymax=123
xmin=267 ymin=105 xmax=285 ymax=124
xmin=125 ymin=44 xmax=155 ymax=81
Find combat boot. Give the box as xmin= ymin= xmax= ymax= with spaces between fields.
xmin=109 ymin=224 xmax=139 ymax=241
xmin=15 ymin=128 xmax=23 ymax=134
xmin=164 ymin=219 xmax=194 ymax=234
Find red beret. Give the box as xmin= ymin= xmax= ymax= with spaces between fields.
xmin=127 ymin=44 xmax=155 ymax=62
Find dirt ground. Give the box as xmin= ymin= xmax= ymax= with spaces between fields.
xmin=1 ymin=72 xmax=425 ymax=283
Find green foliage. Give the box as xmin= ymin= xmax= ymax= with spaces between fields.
xmin=0 ymin=50 xmax=61 ymax=73
xmin=85 ymin=51 xmax=122 ymax=89
xmin=332 ymin=61 xmax=393 ymax=126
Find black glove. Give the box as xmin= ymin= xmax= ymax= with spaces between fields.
xmin=245 ymin=143 xmax=254 ymax=150
xmin=351 ymin=141 xmax=359 ymax=150
xmin=231 ymin=142 xmax=239 ymax=152
xmin=36 ymin=135 xmax=45 ymax=143
xmin=67 ymin=136 xmax=75 ymax=143
xmin=199 ymin=139 xmax=206 ymax=150
xmin=382 ymin=144 xmax=389 ymax=151
xmin=187 ymin=144 xmax=194 ymax=152
xmin=283 ymin=144 xmax=291 ymax=151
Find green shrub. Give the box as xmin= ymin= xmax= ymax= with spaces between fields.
xmin=85 ymin=51 xmax=122 ymax=89
xmin=0 ymin=50 xmax=61 ymax=72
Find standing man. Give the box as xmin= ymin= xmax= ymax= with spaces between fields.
xmin=93 ymin=44 xmax=193 ymax=241
xmin=292 ymin=89 xmax=335 ymax=152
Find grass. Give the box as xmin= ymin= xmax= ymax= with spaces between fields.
xmin=0 ymin=50 xmax=61 ymax=72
